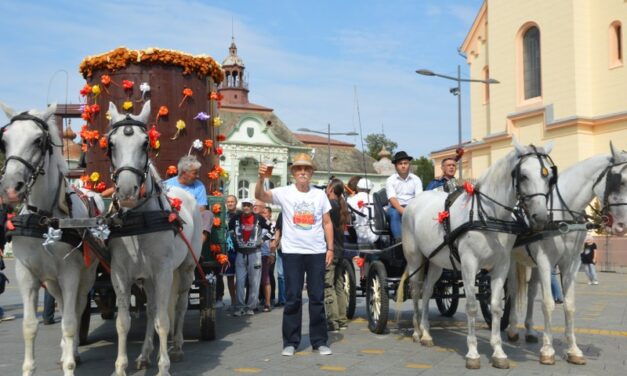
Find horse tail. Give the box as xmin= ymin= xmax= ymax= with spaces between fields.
xmin=515 ymin=263 xmax=528 ymax=314
xmin=396 ymin=251 xmax=426 ymax=304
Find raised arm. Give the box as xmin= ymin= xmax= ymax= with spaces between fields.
xmin=255 ymin=164 xmax=273 ymax=203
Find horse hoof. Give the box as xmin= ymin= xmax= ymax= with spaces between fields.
xmin=507 ymin=332 xmax=519 ymax=342
xmin=525 ymin=334 xmax=539 ymax=343
xmin=168 ymin=350 xmax=184 ymax=363
xmin=539 ymin=354 xmax=555 ymax=365
xmin=491 ymin=357 xmax=510 ymax=369
xmin=74 ymin=355 xmax=81 ymax=365
xmin=420 ymin=338 xmax=434 ymax=347
xmin=135 ymin=359 xmax=151 ymax=370
xmin=412 ymin=333 xmax=420 ymax=343
xmin=466 ymin=358 xmax=481 ymax=369
xmin=567 ymin=354 xmax=586 ymax=365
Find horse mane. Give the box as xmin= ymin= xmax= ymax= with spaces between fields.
xmin=475 ymin=148 xmax=518 ymax=191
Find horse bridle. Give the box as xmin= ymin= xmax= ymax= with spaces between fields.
xmin=592 ymin=158 xmax=627 ymax=216
xmin=0 ymin=112 xmax=57 ymax=195
xmin=511 ymin=145 xmax=558 ymax=211
xmin=107 ymin=116 xmax=150 ymax=185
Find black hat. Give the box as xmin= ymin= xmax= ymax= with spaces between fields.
xmin=392 ymin=151 xmax=413 ymax=164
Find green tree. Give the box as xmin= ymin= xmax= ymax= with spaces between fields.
xmin=412 ymin=156 xmax=434 ymax=190
xmin=364 ymin=133 xmax=397 ymax=160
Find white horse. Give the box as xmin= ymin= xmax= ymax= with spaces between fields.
xmin=506 ymin=143 xmax=627 ymax=365
xmin=106 ymin=100 xmax=203 ymax=376
xmin=402 ymin=139 xmax=554 ymax=369
xmin=0 ymin=102 xmax=99 ymax=376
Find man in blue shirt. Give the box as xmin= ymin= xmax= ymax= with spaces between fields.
xmin=164 ymin=155 xmax=211 ymax=240
xmin=426 ymin=157 xmax=458 ymax=192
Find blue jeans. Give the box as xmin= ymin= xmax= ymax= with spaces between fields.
xmin=275 ymin=250 xmax=286 ymax=304
xmin=0 ymin=305 xmax=4 ymax=317
xmin=550 ymin=269 xmax=563 ymax=301
xmin=387 ymin=205 xmax=405 ymax=240
xmin=583 ymin=263 xmax=598 ymax=283
xmin=282 ymin=253 xmax=327 ymax=349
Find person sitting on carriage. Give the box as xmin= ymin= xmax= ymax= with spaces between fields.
xmin=347 ymin=178 xmax=379 ymax=244
xmin=163 ymin=155 xmax=213 ymax=241
xmin=228 ymin=198 xmax=273 ymax=316
xmin=385 ymin=151 xmax=423 ymax=242
xmin=426 ymin=157 xmax=458 ymax=192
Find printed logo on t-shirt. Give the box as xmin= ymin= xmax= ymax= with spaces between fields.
xmin=293 ymin=201 xmax=315 ymax=230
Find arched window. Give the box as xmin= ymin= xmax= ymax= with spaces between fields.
xmin=237 ymin=179 xmax=249 ymax=199
xmin=523 ymin=26 xmax=542 ymax=99
xmin=609 ymin=21 xmax=623 ymax=67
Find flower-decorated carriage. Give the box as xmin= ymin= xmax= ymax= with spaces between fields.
xmin=76 ymin=47 xmax=229 ymax=343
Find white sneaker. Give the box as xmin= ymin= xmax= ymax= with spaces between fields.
xmin=282 ymin=346 xmax=295 ymax=356
xmin=215 ymin=300 xmax=225 ymax=308
xmin=245 ymin=309 xmax=255 ymax=316
xmin=232 ymin=309 xmax=245 ymax=317
xmin=593 ymin=281 xmax=599 ymax=285
xmin=588 ymin=282 xmax=593 ymax=285
xmin=315 ymin=345 xmax=332 ymax=356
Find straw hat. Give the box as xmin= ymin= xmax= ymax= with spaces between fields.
xmin=290 ymin=153 xmax=314 ymax=169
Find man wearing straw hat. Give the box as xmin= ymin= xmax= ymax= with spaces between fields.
xmin=256 ymin=153 xmax=334 ymax=357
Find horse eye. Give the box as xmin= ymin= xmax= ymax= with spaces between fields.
xmin=109 ymin=142 xmax=115 ymax=149
xmin=143 ymin=140 xmax=149 ymax=149
xmin=34 ymin=137 xmax=43 ymax=145
xmin=519 ymin=175 xmax=528 ymax=182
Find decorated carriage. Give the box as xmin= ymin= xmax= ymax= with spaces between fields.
xmin=75 ymin=47 xmax=230 ymax=343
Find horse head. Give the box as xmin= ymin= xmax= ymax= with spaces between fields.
xmin=107 ymin=100 xmax=151 ymax=207
xmin=595 ymin=142 xmax=627 ymax=235
xmin=0 ymin=102 xmax=60 ymax=203
xmin=511 ymin=137 xmax=555 ymax=231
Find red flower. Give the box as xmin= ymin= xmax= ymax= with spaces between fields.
xmin=95 ymin=182 xmax=107 ymax=193
xmin=211 ymin=190 xmax=222 ymax=196
xmin=91 ymin=104 xmax=100 ymax=114
xmin=207 ymin=171 xmax=219 ymax=180
xmin=217 ymin=134 xmax=226 ymax=142
xmin=357 ymin=200 xmax=364 ymax=209
xmin=80 ymin=84 xmax=92 ymax=97
xmin=211 ymin=203 xmax=221 ymax=214
xmin=437 ymin=211 xmax=450 ymax=224
xmin=80 ymin=175 xmax=90 ymax=184
xmin=215 ymin=147 xmax=223 ymax=156
xmin=166 ymin=165 xmax=177 ymax=177
xmin=354 ymin=256 xmax=365 ymax=268
xmin=210 ymin=244 xmax=222 ymax=254
xmin=158 ymin=105 xmax=169 ymax=117
xmin=463 ymin=181 xmax=474 ymax=195
xmin=204 ymin=139 xmax=213 ymax=149
xmin=182 ymin=87 xmax=193 ymax=97
xmin=122 ymin=80 xmax=134 ymax=90
xmin=216 ymin=254 xmax=228 ymax=265
xmin=213 ymin=217 xmax=221 ymax=227
xmin=168 ymin=197 xmax=182 ymax=212
xmin=100 ymin=75 xmax=111 ymax=86
xmin=209 ymin=91 xmax=219 ymax=100
xmin=98 ymin=137 xmax=108 ymax=149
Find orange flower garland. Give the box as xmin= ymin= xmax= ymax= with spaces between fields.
xmin=178 ymin=87 xmax=193 ymax=107
xmin=79 ymin=47 xmax=224 ymax=83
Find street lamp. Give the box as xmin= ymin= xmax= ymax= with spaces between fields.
xmin=416 ymin=65 xmax=499 ymax=179
xmin=297 ymin=124 xmax=358 ymax=179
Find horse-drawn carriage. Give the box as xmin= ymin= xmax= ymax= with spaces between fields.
xmin=341 ymin=187 xmax=510 ymax=335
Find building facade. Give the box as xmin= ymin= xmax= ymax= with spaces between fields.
xmin=431 ymin=0 xmax=627 ymax=178
xmin=218 ymin=39 xmax=386 ymax=199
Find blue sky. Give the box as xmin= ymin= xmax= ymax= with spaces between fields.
xmin=0 ymin=0 xmax=484 ymax=158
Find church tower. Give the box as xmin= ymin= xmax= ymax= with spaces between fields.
xmin=219 ymin=37 xmax=250 ymax=105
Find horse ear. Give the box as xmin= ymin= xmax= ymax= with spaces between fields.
xmin=511 ymin=135 xmax=525 ymax=155
xmin=40 ymin=103 xmax=57 ymax=123
xmin=108 ymin=101 xmax=122 ymax=125
xmin=609 ymin=141 xmax=619 ymax=159
xmin=543 ymin=140 xmax=554 ymax=155
xmin=0 ymin=101 xmax=16 ymax=119
xmin=131 ymin=100 xmax=151 ymax=124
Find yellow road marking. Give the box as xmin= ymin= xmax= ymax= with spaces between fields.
xmin=320 ymin=365 xmax=347 ymax=372
xmin=405 ymin=363 xmax=432 ymax=369
xmin=434 ymin=347 xmax=455 ymax=353
xmin=360 ymin=349 xmax=385 ymax=354
xmin=233 ymin=368 xmax=262 ymax=373
xmin=295 ymin=351 xmax=310 ymax=356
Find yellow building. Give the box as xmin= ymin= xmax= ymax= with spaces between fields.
xmin=432 ymin=0 xmax=627 ymax=178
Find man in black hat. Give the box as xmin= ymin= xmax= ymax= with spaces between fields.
xmin=385 ymin=151 xmax=423 ymax=241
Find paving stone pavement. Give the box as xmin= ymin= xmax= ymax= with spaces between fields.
xmin=1 ymin=257 xmax=626 ymax=375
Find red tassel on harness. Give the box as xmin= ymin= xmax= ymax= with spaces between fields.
xmin=6 ymin=213 xmax=15 ymax=231
xmin=463 ymin=181 xmax=474 ymax=195
xmin=83 ymin=242 xmax=92 ymax=267
xmin=437 ymin=210 xmax=450 ymax=224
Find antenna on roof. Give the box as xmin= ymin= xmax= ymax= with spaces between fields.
xmin=354 ymin=86 xmax=369 ymax=185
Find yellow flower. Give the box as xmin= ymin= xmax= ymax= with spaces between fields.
xmin=91 ymin=85 xmax=101 ymax=95
xmin=154 ymin=140 xmax=161 ymax=149
xmin=123 ymin=101 xmax=133 ymax=111
xmin=176 ymin=120 xmax=186 ymax=130
xmin=213 ymin=117 xmax=222 ymax=127
xmin=90 ymin=172 xmax=100 ymax=182
xmin=220 ymin=170 xmax=229 ymax=178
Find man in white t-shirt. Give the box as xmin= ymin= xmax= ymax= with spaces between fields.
xmin=256 ymin=153 xmax=334 ymax=357
xmin=385 ymin=151 xmax=423 ymax=241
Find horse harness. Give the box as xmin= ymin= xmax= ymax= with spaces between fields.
xmin=107 ymin=116 xmax=150 ymax=186
xmin=408 ymin=148 xmax=556 ymax=279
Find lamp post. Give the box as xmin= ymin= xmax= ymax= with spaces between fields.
xmin=416 ymin=65 xmax=499 ymax=179
xmin=297 ymin=124 xmax=358 ymax=179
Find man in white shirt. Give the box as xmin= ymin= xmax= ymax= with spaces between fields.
xmin=385 ymin=151 xmax=423 ymax=241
